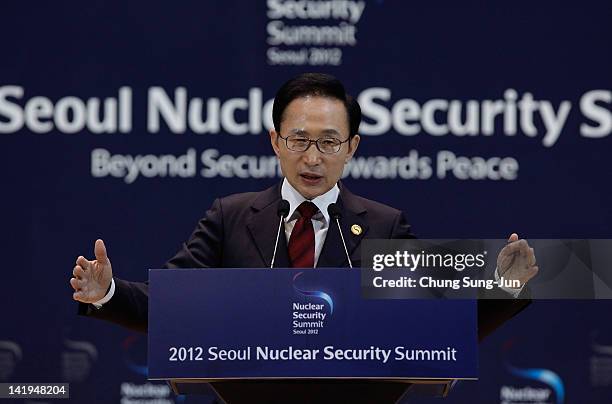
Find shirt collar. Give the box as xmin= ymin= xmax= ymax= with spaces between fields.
xmin=281 ymin=178 xmax=339 ymax=224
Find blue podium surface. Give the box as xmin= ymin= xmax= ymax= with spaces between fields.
xmin=148 ymin=268 xmax=478 ymax=381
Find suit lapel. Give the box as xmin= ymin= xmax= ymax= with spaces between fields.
xmin=246 ymin=183 xmax=290 ymax=268
xmin=317 ymin=183 xmax=368 ymax=268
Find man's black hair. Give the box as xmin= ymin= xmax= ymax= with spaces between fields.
xmin=272 ymin=73 xmax=361 ymax=138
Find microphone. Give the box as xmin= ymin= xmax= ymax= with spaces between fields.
xmin=327 ymin=203 xmax=353 ymax=268
xmin=270 ymin=199 xmax=290 ymax=268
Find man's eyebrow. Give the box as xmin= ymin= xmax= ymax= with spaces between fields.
xmin=320 ymin=128 xmax=341 ymax=137
xmin=289 ymin=128 xmax=341 ymax=137
xmin=289 ymin=128 xmax=308 ymax=136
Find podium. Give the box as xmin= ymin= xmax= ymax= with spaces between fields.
xmin=148 ymin=268 xmax=478 ymax=403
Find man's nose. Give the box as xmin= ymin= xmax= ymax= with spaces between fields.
xmin=302 ymin=143 xmax=323 ymax=165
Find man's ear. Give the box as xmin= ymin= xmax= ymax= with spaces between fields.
xmin=346 ymin=134 xmax=360 ymax=162
xmin=270 ymin=129 xmax=281 ymax=157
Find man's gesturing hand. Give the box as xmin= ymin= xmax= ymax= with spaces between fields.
xmin=497 ymin=233 xmax=539 ymax=286
xmin=70 ymin=239 xmax=113 ymax=303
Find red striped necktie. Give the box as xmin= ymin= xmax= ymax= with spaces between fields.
xmin=288 ymin=201 xmax=319 ymax=268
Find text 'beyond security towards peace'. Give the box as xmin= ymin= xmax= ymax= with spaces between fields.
xmin=90 ymin=148 xmax=519 ymax=183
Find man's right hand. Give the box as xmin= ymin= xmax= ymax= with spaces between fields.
xmin=71 ymin=239 xmax=113 ymax=304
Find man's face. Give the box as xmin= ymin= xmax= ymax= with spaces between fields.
xmin=270 ymin=96 xmax=360 ymax=199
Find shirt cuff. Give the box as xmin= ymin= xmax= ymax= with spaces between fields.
xmin=92 ymin=278 xmax=115 ymax=308
xmin=494 ymin=267 xmax=523 ymax=298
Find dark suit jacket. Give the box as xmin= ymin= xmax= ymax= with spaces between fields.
xmin=79 ymin=182 xmax=530 ymax=403
xmin=78 ymin=182 xmax=416 ymax=327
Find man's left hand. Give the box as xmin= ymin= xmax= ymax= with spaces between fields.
xmin=497 ymin=233 xmax=539 ymax=287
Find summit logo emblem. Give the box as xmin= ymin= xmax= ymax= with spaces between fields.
xmin=292 ymin=271 xmax=334 ymax=314
xmin=291 ymin=272 xmax=333 ymax=335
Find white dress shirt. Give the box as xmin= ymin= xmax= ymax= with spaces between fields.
xmin=281 ymin=178 xmax=339 ymax=267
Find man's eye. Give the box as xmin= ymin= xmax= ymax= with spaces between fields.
xmin=320 ymin=139 xmax=341 ymax=150
xmin=291 ymin=138 xmax=309 ymax=145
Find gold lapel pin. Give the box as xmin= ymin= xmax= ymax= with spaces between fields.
xmin=350 ymin=224 xmax=362 ymax=235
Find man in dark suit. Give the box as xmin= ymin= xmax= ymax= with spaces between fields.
xmin=71 ymin=73 xmax=537 ymax=403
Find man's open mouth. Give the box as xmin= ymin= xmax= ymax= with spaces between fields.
xmin=300 ymin=173 xmax=323 ymax=183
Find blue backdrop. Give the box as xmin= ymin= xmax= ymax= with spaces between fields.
xmin=1 ymin=1 xmax=611 ymax=402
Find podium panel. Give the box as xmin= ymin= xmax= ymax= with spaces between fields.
xmin=148 ymin=268 xmax=478 ymax=386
